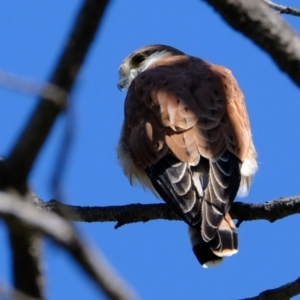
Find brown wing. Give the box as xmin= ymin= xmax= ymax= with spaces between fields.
xmin=119 ymin=55 xmax=251 ymax=249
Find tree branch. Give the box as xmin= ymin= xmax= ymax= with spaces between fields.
xmin=6 ymin=217 xmax=44 ymax=300
xmin=34 ymin=196 xmax=300 ymax=299
xmin=0 ymin=69 xmax=67 ymax=101
xmin=33 ymin=196 xmax=300 ymax=228
xmin=230 ymin=196 xmax=300 ymax=224
xmin=0 ymin=192 xmax=139 ymax=300
xmin=203 ymin=0 xmax=300 ymax=87
xmin=3 ymin=0 xmax=110 ymax=190
xmin=0 ymin=1 xmax=110 ymax=298
xmin=263 ymin=0 xmax=300 ymax=17
xmin=242 ymin=277 xmax=300 ymax=300
xmin=1 ymin=1 xmax=298 ymax=299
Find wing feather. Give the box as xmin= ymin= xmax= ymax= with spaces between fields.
xmin=119 ymin=54 xmax=256 ymax=261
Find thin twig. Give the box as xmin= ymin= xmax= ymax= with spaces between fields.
xmin=0 ymin=69 xmax=67 ymax=103
xmin=242 ymin=277 xmax=300 ymax=300
xmin=0 ymin=192 xmax=139 ymax=300
xmin=263 ymin=0 xmax=300 ymax=16
xmin=51 ymin=104 xmax=76 ymax=202
xmin=33 ymin=196 xmax=300 ymax=227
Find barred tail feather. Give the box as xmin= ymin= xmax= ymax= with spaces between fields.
xmin=211 ymin=213 xmax=238 ymax=257
xmin=189 ymin=213 xmax=238 ymax=267
xmin=189 ymin=226 xmax=223 ymax=267
xmin=193 ymin=243 xmax=223 ymax=268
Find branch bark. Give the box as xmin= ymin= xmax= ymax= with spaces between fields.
xmin=242 ymin=277 xmax=300 ymax=300
xmin=0 ymin=0 xmax=110 ymax=298
xmin=0 ymin=192 xmax=139 ymax=300
xmin=34 ymin=196 xmax=300 ymax=299
xmin=33 ymin=196 xmax=300 ymax=228
xmin=203 ymin=0 xmax=300 ymax=87
xmin=6 ymin=217 xmax=43 ymax=300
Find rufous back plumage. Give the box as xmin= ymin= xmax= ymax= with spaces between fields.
xmin=118 ymin=44 xmax=257 ymax=267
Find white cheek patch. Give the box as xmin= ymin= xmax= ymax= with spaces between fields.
xmin=142 ymin=50 xmax=172 ymax=71
xmin=127 ymin=69 xmax=139 ymax=87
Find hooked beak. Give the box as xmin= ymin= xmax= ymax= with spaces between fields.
xmin=117 ymin=77 xmax=129 ymax=91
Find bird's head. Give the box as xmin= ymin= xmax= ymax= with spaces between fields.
xmin=117 ymin=44 xmax=184 ymax=91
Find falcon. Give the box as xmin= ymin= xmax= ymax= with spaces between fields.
xmin=117 ymin=44 xmax=257 ymax=267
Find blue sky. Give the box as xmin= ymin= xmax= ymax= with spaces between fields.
xmin=1 ymin=1 xmax=300 ymax=299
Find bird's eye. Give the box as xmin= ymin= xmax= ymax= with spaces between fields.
xmin=131 ymin=54 xmax=147 ymax=68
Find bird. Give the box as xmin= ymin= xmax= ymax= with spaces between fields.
xmin=117 ymin=44 xmax=257 ymax=267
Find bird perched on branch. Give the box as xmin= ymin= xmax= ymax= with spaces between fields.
xmin=117 ymin=44 xmax=257 ymax=267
